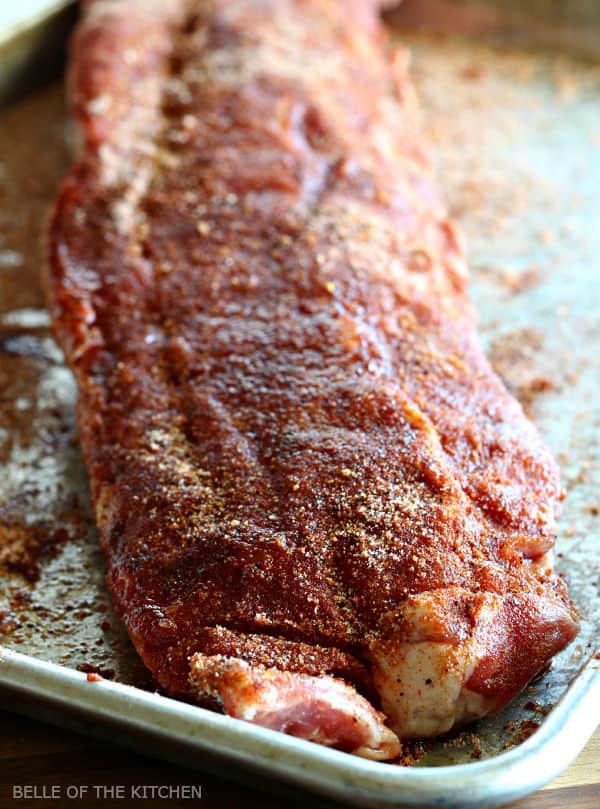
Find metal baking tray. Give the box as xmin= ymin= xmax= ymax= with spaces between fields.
xmin=1 ymin=1 xmax=599 ymax=806
xmin=0 ymin=647 xmax=598 ymax=809
xmin=0 ymin=0 xmax=76 ymax=108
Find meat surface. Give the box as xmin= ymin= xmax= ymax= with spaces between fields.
xmin=46 ymin=0 xmax=578 ymax=757
xmin=190 ymin=654 xmax=401 ymax=759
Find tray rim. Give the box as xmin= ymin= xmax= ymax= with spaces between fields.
xmin=1 ymin=2 xmax=599 ymax=806
xmin=0 ymin=0 xmax=73 ymax=46
xmin=1 ymin=646 xmax=598 ymax=808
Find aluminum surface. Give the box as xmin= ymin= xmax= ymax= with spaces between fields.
xmin=0 ymin=647 xmax=598 ymax=809
xmin=0 ymin=0 xmax=75 ymax=108
xmin=0 ymin=3 xmax=599 ymax=806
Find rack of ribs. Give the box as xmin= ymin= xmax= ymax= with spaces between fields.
xmin=46 ymin=0 xmax=579 ymax=760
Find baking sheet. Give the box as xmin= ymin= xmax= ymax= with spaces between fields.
xmin=0 ymin=647 xmax=598 ymax=809
xmin=0 ymin=0 xmax=75 ymax=108
xmin=0 ymin=3 xmax=599 ymax=806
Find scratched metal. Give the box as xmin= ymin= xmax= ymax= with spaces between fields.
xmin=0 ymin=1 xmax=599 ymax=774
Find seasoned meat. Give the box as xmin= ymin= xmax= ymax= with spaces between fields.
xmin=190 ymin=653 xmax=400 ymax=759
xmin=46 ymin=0 xmax=578 ymax=758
